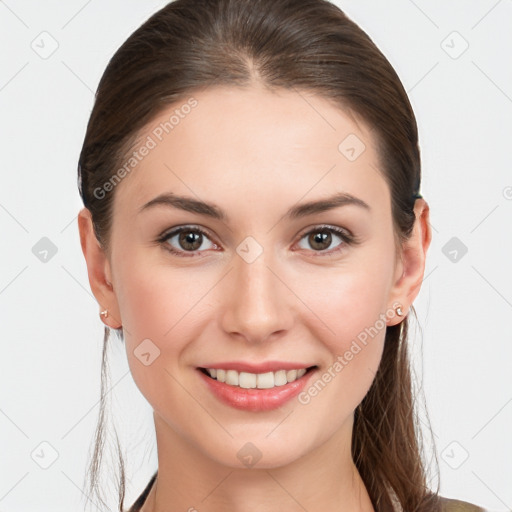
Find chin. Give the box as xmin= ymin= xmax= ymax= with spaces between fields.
xmin=196 ymin=426 xmax=319 ymax=470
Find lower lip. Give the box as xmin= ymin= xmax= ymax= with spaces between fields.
xmin=197 ymin=368 xmax=316 ymax=412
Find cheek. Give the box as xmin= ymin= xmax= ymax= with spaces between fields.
xmin=296 ymin=255 xmax=394 ymax=355
xmin=112 ymin=254 xmax=196 ymax=392
xmin=114 ymin=248 xmax=203 ymax=342
xmin=292 ymin=271 xmax=389 ymax=434
xmin=291 ymin=251 xmax=394 ymax=410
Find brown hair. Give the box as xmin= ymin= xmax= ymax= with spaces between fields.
xmin=77 ymin=0 xmax=439 ymax=510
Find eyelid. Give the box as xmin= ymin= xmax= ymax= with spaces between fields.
xmin=158 ymin=224 xmax=214 ymax=242
xmin=295 ymin=223 xmax=354 ymax=241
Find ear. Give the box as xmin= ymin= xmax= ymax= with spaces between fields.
xmin=387 ymin=198 xmax=432 ymax=326
xmin=77 ymin=207 xmax=122 ymax=329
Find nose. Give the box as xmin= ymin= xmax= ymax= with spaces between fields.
xmin=219 ymin=248 xmax=294 ymax=344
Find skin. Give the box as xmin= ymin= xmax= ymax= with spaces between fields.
xmin=78 ymin=84 xmax=431 ymax=512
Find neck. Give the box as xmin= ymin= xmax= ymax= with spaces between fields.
xmin=141 ymin=413 xmax=375 ymax=512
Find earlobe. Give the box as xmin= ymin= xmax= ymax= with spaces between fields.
xmin=387 ymin=199 xmax=432 ymax=326
xmin=77 ymin=207 xmax=122 ymax=329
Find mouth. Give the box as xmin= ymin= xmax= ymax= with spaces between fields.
xmin=198 ymin=366 xmax=318 ymax=389
xmin=197 ymin=364 xmax=318 ymax=412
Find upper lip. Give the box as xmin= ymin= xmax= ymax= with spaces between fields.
xmin=197 ymin=361 xmax=316 ymax=373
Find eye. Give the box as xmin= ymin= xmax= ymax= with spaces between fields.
xmin=157 ymin=224 xmax=356 ymax=258
xmin=295 ymin=225 xmax=355 ymax=255
xmin=157 ymin=226 xmax=218 ymax=257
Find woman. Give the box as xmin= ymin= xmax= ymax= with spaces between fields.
xmin=77 ymin=0 xmax=489 ymax=511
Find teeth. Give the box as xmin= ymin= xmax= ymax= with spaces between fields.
xmin=205 ymin=367 xmax=310 ymax=388
xmin=239 ymin=372 xmax=257 ymax=389
xmin=257 ymin=372 xmax=274 ymax=389
xmin=225 ymin=370 xmax=238 ymax=386
xmin=274 ymin=370 xmax=287 ymax=386
xmin=286 ymin=369 xmax=297 ymax=381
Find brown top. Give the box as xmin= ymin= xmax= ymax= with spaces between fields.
xmin=127 ymin=471 xmax=491 ymax=512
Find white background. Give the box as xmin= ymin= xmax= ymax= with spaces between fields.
xmin=1 ymin=1 xmax=511 ymax=511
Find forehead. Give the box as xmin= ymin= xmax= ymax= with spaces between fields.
xmin=112 ymin=85 xmax=389 ymax=219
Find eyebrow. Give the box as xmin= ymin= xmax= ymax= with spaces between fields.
xmin=138 ymin=191 xmax=370 ymax=221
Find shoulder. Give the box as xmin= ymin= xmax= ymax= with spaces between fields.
xmin=438 ymin=495 xmax=491 ymax=512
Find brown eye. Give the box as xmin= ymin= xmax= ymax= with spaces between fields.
xmin=296 ymin=225 xmax=353 ymax=255
xmin=307 ymin=230 xmax=333 ymax=251
xmin=178 ymin=230 xmax=203 ymax=251
xmin=159 ymin=226 xmax=216 ymax=256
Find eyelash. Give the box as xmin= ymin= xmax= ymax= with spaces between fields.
xmin=156 ymin=224 xmax=357 ymax=258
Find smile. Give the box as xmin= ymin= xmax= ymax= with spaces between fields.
xmin=197 ymin=365 xmax=318 ymax=411
xmin=201 ymin=367 xmax=310 ymax=389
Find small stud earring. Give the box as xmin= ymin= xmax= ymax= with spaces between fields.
xmin=395 ymin=305 xmax=404 ymax=317
xmin=100 ymin=309 xmax=109 ymax=318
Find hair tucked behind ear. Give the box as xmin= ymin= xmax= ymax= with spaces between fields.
xmin=77 ymin=1 xmax=440 ymax=510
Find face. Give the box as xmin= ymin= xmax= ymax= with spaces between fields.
xmin=87 ymin=84 xmax=416 ymax=469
